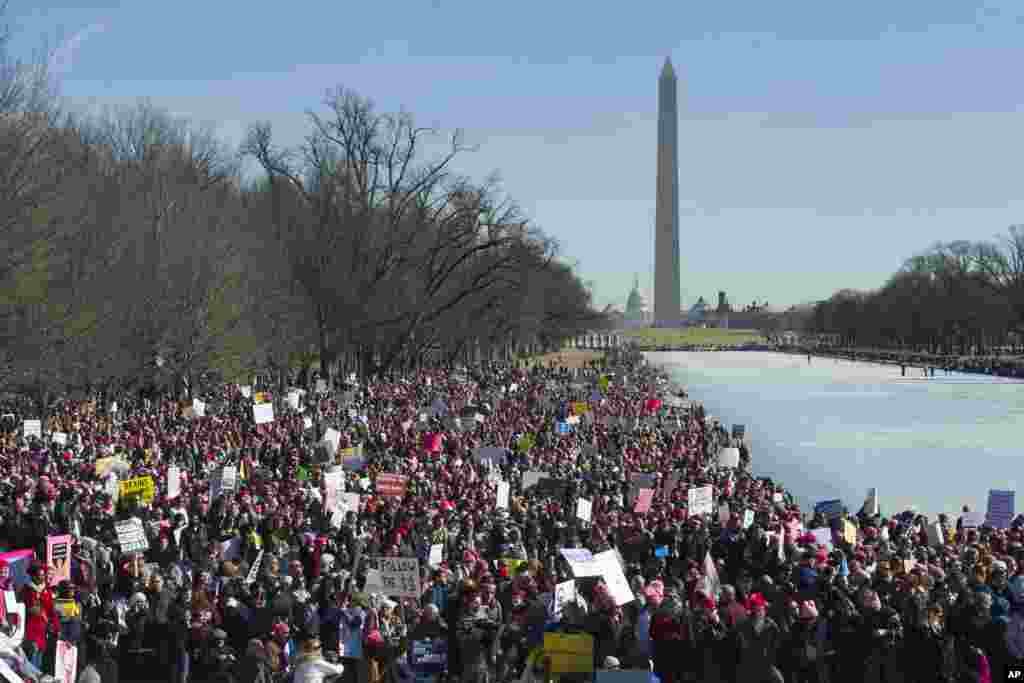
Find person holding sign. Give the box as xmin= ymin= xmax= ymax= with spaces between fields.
xmin=20 ymin=564 xmax=58 ymax=670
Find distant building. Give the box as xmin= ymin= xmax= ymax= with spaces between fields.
xmin=624 ymin=274 xmax=652 ymax=325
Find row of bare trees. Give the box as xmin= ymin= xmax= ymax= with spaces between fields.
xmin=0 ymin=34 xmax=603 ymax=409
xmin=809 ymin=228 xmax=1024 ymax=354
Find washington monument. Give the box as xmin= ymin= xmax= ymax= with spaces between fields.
xmin=654 ymin=57 xmax=680 ymax=327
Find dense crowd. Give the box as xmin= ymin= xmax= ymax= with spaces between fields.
xmin=0 ymin=350 xmax=1019 ymax=683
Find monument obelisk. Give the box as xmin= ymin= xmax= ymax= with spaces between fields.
xmin=654 ymin=57 xmax=680 ymax=327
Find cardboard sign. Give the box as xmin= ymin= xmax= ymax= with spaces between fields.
xmin=363 ymin=556 xmax=420 ymax=598
xmin=46 ymin=535 xmax=72 ymax=586
xmin=986 ymin=490 xmax=1015 ymax=529
xmin=119 ymin=476 xmax=155 ymax=503
xmin=115 ymin=519 xmax=149 ymax=553
xmin=688 ymin=485 xmax=713 ymax=516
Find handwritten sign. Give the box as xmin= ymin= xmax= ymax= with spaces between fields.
xmin=46 ymin=535 xmax=72 ymax=587
xmin=22 ymin=419 xmax=41 ymax=439
xmin=115 ymin=519 xmax=149 ymax=553
xmin=364 ymin=556 xmax=420 ymax=598
xmin=688 ymin=485 xmax=713 ymax=516
xmin=119 ymin=476 xmax=155 ymax=504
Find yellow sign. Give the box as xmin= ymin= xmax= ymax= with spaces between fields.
xmin=572 ymin=402 xmax=590 ymax=415
xmin=119 ymin=476 xmax=155 ymax=503
xmin=843 ymin=520 xmax=857 ymax=545
xmin=94 ymin=457 xmax=116 ymax=477
xmin=254 ymin=392 xmax=269 ymax=404
xmin=543 ymin=632 xmax=594 ymax=674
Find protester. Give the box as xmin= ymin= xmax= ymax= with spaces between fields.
xmin=0 ymin=349 xmax=1018 ymax=683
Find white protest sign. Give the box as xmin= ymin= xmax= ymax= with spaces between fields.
xmin=551 ymin=580 xmax=577 ymax=621
xmin=166 ymin=465 xmax=181 ymax=500
xmin=811 ymin=527 xmax=833 ymax=551
xmin=253 ymin=403 xmax=274 ymax=425
xmin=0 ymin=658 xmax=21 ymax=683
xmin=576 ymin=498 xmax=592 ymax=523
xmin=323 ymin=428 xmax=341 ymax=457
xmin=718 ymin=447 xmax=740 ymax=469
xmin=221 ymin=466 xmax=237 ymax=493
xmin=52 ymin=432 xmax=67 ymax=446
xmin=304 ymin=416 xmax=313 ymax=430
xmin=363 ymin=557 xmax=420 ymax=598
xmin=240 ymin=385 xmax=252 ymax=398
xmin=592 ymin=550 xmax=634 ymax=606
xmin=115 ymin=519 xmax=149 ymax=553
xmin=559 ymin=548 xmax=602 ymax=578
xmin=287 ymin=391 xmax=301 ymax=411
xmin=864 ymin=487 xmax=879 ymax=516
xmin=522 ymin=471 xmax=545 ymax=490
xmin=324 ymin=469 xmax=344 ymax=515
xmin=22 ymin=419 xmax=41 ymax=439
xmin=688 ymin=485 xmax=714 ymax=516
xmin=429 ymin=544 xmax=444 ymax=568
xmin=496 ymin=480 xmax=510 ymax=510
xmin=192 ymin=399 xmax=206 ymax=418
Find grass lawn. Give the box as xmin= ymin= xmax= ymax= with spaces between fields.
xmin=620 ymin=327 xmax=766 ymax=348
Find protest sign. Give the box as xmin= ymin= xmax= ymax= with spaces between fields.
xmin=592 ymin=550 xmax=634 ymax=606
xmin=47 ymin=535 xmax=72 ymax=586
xmin=544 ymin=632 xmax=594 ymax=675
xmin=253 ymin=403 xmax=274 ymax=424
xmin=576 ymin=498 xmax=592 ymax=523
xmin=559 ymin=548 xmax=601 ymax=578
xmin=842 ymin=520 xmax=857 ymax=545
xmin=363 ymin=556 xmax=420 ymax=598
xmin=119 ymin=476 xmax=155 ymax=504
xmin=192 ymin=399 xmax=206 ymax=418
xmin=496 ymin=480 xmax=510 ymax=510
xmin=115 ymin=519 xmax=149 ymax=553
xmin=814 ymin=499 xmax=844 ymax=521
xmin=473 ymin=447 xmax=507 ymax=466
xmin=52 ymin=432 xmax=67 ymax=446
xmin=688 ymin=485 xmax=713 ymax=516
xmin=961 ymin=511 xmax=985 ymax=528
xmin=324 ymin=469 xmax=344 ymax=515
xmin=551 ymin=580 xmax=577 ymax=621
xmin=634 ymin=489 xmax=654 ymax=514
xmin=718 ymin=447 xmax=740 ymax=469
xmin=522 ymin=471 xmax=545 ymax=490
xmin=375 ymin=473 xmax=408 ymax=498
xmin=221 ymin=466 xmax=237 ymax=493
xmin=429 ymin=544 xmax=444 ymax=568
xmin=241 ymin=385 xmax=253 ymax=398
xmin=167 ymin=466 xmax=181 ymax=500
xmin=22 ymin=419 xmax=41 ymax=439
xmin=986 ymin=490 xmax=1015 ymax=529
xmin=811 ymin=527 xmax=833 ymax=551
xmin=322 ymin=428 xmax=341 ymax=457
xmin=864 ymin=487 xmax=879 ymax=516
xmin=286 ymin=391 xmax=301 ymax=411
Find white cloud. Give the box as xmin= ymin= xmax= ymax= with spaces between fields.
xmin=48 ymin=22 xmax=107 ymax=76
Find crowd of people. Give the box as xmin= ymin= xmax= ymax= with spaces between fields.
xmin=0 ymin=348 xmax=1019 ymax=683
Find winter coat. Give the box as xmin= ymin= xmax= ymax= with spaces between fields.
xmin=20 ymin=582 xmax=58 ymax=651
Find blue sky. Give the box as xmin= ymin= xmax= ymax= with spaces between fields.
xmin=9 ymin=0 xmax=1024 ymax=311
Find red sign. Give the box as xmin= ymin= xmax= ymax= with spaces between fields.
xmin=376 ymin=473 xmax=408 ymax=498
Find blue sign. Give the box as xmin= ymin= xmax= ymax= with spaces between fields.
xmin=814 ymin=499 xmax=844 ymax=520
xmin=654 ymin=546 xmax=669 ymax=558
xmin=986 ymin=490 xmax=1016 ymax=529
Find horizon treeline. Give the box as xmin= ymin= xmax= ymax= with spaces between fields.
xmin=0 ymin=29 xmax=604 ymax=409
xmin=809 ymin=226 xmax=1024 ymax=354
